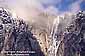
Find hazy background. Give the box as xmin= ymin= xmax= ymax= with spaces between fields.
xmin=0 ymin=0 xmax=84 ymax=20
xmin=0 ymin=0 xmax=84 ymax=32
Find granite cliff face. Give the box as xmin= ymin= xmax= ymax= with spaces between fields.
xmin=0 ymin=7 xmax=85 ymax=56
xmin=56 ymin=11 xmax=85 ymax=56
xmin=0 ymin=8 xmax=45 ymax=56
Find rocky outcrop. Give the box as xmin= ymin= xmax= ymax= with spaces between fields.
xmin=57 ymin=11 xmax=85 ymax=56
xmin=0 ymin=8 xmax=45 ymax=56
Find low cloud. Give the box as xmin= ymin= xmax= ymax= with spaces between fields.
xmin=0 ymin=0 xmax=84 ymax=31
xmin=69 ymin=0 xmax=83 ymax=13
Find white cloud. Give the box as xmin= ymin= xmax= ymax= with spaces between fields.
xmin=39 ymin=0 xmax=62 ymax=5
xmin=44 ymin=6 xmax=59 ymax=15
xmin=0 ymin=0 xmax=44 ymax=21
xmin=69 ymin=0 xmax=83 ymax=13
xmin=0 ymin=0 xmax=61 ymax=21
xmin=0 ymin=0 xmax=83 ymax=18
